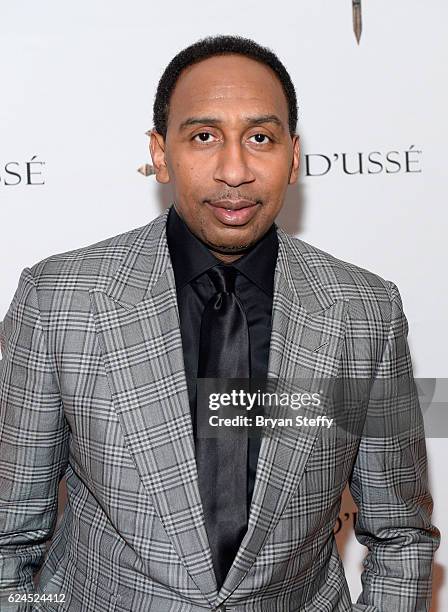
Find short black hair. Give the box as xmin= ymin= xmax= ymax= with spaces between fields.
xmin=153 ymin=34 xmax=298 ymax=138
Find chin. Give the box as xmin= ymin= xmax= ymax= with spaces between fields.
xmin=212 ymin=244 xmax=252 ymax=255
xmin=201 ymin=222 xmax=260 ymax=250
xmin=206 ymin=234 xmax=256 ymax=254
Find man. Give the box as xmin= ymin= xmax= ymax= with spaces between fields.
xmin=0 ymin=35 xmax=440 ymax=612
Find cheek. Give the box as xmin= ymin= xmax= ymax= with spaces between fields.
xmin=254 ymin=155 xmax=291 ymax=185
xmin=174 ymin=160 xmax=208 ymax=191
xmin=258 ymin=173 xmax=289 ymax=205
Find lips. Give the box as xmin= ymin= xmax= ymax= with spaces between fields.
xmin=208 ymin=199 xmax=257 ymax=211
xmin=206 ymin=200 xmax=260 ymax=226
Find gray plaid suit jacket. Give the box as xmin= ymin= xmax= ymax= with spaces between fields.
xmin=0 ymin=206 xmax=440 ymax=611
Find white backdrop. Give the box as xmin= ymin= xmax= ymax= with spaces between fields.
xmin=1 ymin=1 xmax=447 ymax=609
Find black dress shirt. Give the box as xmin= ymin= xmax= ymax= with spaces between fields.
xmin=166 ymin=203 xmax=278 ymax=509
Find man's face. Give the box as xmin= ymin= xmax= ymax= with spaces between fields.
xmin=150 ymin=53 xmax=300 ymax=261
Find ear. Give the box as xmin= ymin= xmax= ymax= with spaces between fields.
xmin=288 ymin=134 xmax=300 ymax=184
xmin=149 ymin=129 xmax=170 ymax=183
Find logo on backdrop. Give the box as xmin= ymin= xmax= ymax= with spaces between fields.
xmin=0 ymin=156 xmax=45 ymax=187
xmin=305 ymin=146 xmax=422 ymax=177
xmin=352 ymin=0 xmax=362 ymax=44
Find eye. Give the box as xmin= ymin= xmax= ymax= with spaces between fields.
xmin=248 ymin=133 xmax=272 ymax=144
xmin=192 ymin=132 xmax=216 ymax=143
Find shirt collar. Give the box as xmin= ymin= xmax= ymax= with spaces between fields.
xmin=166 ymin=203 xmax=278 ymax=297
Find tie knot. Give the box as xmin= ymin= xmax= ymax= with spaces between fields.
xmin=208 ymin=264 xmax=237 ymax=294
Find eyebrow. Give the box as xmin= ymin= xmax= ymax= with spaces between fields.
xmin=179 ymin=114 xmax=284 ymax=131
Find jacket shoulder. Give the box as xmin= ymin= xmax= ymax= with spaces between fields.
xmin=280 ymin=231 xmax=398 ymax=310
xmin=27 ymin=215 xmax=162 ymax=289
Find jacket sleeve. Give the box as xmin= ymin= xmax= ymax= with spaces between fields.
xmin=0 ymin=267 xmax=70 ymax=610
xmin=348 ymin=280 xmax=441 ymax=612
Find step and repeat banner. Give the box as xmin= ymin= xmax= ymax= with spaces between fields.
xmin=1 ymin=1 xmax=447 ymax=609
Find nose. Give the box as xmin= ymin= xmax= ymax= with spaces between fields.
xmin=213 ymin=139 xmax=255 ymax=187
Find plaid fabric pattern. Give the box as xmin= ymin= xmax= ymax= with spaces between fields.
xmin=0 ymin=206 xmax=440 ymax=611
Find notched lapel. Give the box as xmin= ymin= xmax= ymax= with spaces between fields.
xmin=89 ymin=209 xmax=218 ymax=604
xmin=217 ymin=229 xmax=349 ymax=603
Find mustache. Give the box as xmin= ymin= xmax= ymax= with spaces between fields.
xmin=203 ymin=192 xmax=262 ymax=204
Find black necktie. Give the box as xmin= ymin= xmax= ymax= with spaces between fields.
xmin=196 ymin=264 xmax=250 ymax=589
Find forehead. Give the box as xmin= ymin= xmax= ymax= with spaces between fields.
xmin=168 ymin=54 xmax=289 ymax=126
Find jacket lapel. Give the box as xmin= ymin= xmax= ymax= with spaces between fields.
xmin=89 ymin=208 xmax=218 ymax=606
xmin=215 ymin=229 xmax=349 ymax=604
